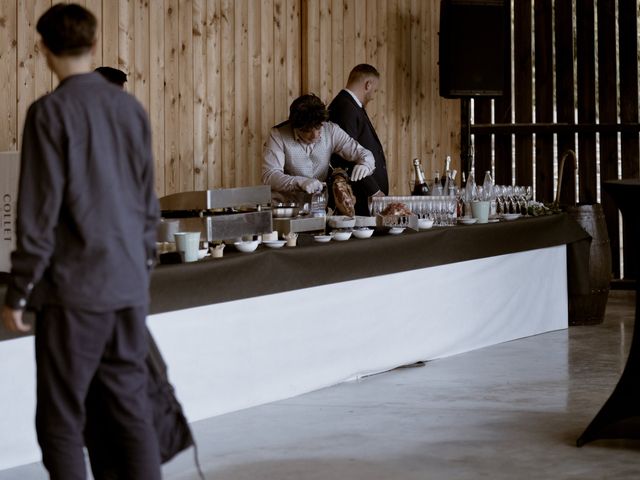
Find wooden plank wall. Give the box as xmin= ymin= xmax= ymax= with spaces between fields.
xmin=302 ymin=0 xmax=460 ymax=194
xmin=471 ymin=0 xmax=640 ymax=281
xmin=1 ymin=0 xmax=457 ymax=198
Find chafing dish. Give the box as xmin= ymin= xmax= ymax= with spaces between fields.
xmin=159 ymin=186 xmax=273 ymax=242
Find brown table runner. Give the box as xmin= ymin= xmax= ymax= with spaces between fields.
xmin=1 ymin=213 xmax=590 ymax=341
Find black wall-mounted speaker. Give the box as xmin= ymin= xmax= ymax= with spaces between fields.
xmin=439 ymin=0 xmax=508 ymax=98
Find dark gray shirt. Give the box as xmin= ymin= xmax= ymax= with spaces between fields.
xmin=5 ymin=72 xmax=159 ymax=312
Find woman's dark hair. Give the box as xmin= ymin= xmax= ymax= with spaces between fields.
xmin=36 ymin=3 xmax=97 ymax=56
xmin=288 ymin=94 xmax=329 ymax=130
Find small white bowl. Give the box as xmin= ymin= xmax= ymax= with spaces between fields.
xmin=352 ymin=228 xmax=374 ymax=239
xmin=262 ymin=240 xmax=286 ymax=249
xmin=198 ymin=248 xmax=209 ymax=259
xmin=388 ymin=227 xmax=405 ymax=235
xmin=331 ymin=230 xmax=352 ymax=241
xmin=458 ymin=217 xmax=478 ymax=225
xmin=234 ymin=240 xmax=259 ymax=253
xmin=314 ymin=235 xmax=332 ymax=243
xmin=417 ymin=218 xmax=434 ymax=230
xmin=502 ymin=213 xmax=521 ymax=221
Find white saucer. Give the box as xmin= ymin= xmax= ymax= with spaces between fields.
xmin=458 ymin=217 xmax=477 ymax=225
xmin=502 ymin=213 xmax=521 ymax=221
xmin=262 ymin=240 xmax=286 ymax=248
xmin=314 ymin=235 xmax=332 ymax=243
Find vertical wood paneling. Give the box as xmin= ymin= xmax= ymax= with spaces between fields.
xmin=164 ymin=0 xmax=180 ymax=194
xmin=220 ymin=0 xmax=234 ymax=187
xmin=179 ymin=0 xmax=194 ymax=192
xmin=17 ymin=0 xmax=44 ymax=147
xmin=331 ymin=0 xmax=343 ymax=96
xmin=133 ymin=0 xmax=150 ymax=111
xmin=101 ymin=0 xmax=118 ymax=68
xmin=286 ymin=0 xmax=300 ymax=118
xmin=319 ymin=0 xmax=331 ymax=100
xmin=149 ymin=0 xmax=165 ymax=194
xmin=86 ymin=0 xmax=102 ymax=68
xmin=193 ymin=0 xmax=207 ymax=190
xmin=233 ymin=0 xmax=247 ymax=186
xmin=247 ymin=2 xmax=261 ymax=186
xmin=118 ymin=0 xmax=134 ymax=81
xmin=206 ymin=0 xmax=222 ymax=188
xmin=0 ymin=0 xmax=18 ymax=151
xmin=273 ymin=0 xmax=286 ymax=121
xmin=304 ymin=0 xmax=458 ymax=193
xmin=3 ymin=0 xmax=456 ymax=203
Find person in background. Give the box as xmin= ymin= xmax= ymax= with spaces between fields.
xmin=329 ymin=64 xmax=389 ymax=215
xmin=262 ymin=93 xmax=375 ymax=204
xmin=1 ymin=3 xmax=161 ymax=478
xmin=95 ymin=65 xmax=127 ymax=88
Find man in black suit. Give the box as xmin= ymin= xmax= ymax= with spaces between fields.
xmin=329 ymin=64 xmax=389 ymax=215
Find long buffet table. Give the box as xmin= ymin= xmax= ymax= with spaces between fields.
xmin=0 ymin=214 xmax=590 ymax=470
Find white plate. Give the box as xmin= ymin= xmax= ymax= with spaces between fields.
xmin=502 ymin=213 xmax=521 ymax=221
xmin=262 ymin=240 xmax=286 ymax=248
xmin=388 ymin=227 xmax=405 ymax=235
xmin=314 ymin=235 xmax=332 ymax=243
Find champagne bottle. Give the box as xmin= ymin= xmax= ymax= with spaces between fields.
xmin=411 ymin=158 xmax=430 ymax=196
xmin=432 ymin=170 xmax=443 ymax=196
xmin=441 ymin=155 xmax=452 ymax=188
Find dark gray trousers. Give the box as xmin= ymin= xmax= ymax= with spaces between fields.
xmin=34 ymin=305 xmax=161 ymax=480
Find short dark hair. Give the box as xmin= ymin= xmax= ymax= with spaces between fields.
xmin=36 ymin=3 xmax=97 ymax=56
xmin=95 ymin=67 xmax=127 ymax=87
xmin=288 ymin=94 xmax=329 ymax=130
xmin=347 ymin=64 xmax=380 ymax=84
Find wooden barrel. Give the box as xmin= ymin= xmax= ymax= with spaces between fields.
xmin=566 ymin=204 xmax=612 ymax=325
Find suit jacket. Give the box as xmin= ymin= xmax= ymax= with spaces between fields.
xmin=329 ymin=90 xmax=389 ymax=215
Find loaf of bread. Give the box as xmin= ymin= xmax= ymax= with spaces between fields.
xmin=331 ymin=168 xmax=356 ymax=217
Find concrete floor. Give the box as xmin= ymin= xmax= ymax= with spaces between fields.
xmin=1 ymin=290 xmax=637 ymax=479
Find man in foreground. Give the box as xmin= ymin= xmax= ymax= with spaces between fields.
xmin=1 ymin=3 xmax=161 ymax=478
xmin=329 ymin=64 xmax=389 ymax=215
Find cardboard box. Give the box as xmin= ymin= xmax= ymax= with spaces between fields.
xmin=1 ymin=152 xmax=20 ymax=273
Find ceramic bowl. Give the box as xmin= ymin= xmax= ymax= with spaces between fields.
xmin=272 ymin=203 xmax=299 ymax=218
xmin=262 ymin=240 xmax=286 ymax=249
xmin=331 ymin=230 xmax=352 ymax=241
xmin=417 ymin=218 xmax=434 ymax=230
xmin=388 ymin=227 xmax=405 ymax=235
xmin=314 ymin=235 xmax=332 ymax=243
xmin=352 ymin=228 xmax=374 ymax=239
xmin=234 ymin=240 xmax=259 ymax=252
xmin=502 ymin=213 xmax=521 ymax=221
xmin=458 ymin=217 xmax=477 ymax=225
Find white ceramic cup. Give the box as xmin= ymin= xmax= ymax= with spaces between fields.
xmin=471 ymin=201 xmax=490 ymax=224
xmin=174 ymin=231 xmax=201 ymax=262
